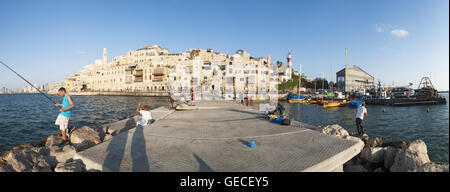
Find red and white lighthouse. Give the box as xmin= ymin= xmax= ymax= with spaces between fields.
xmin=287 ymin=52 xmax=292 ymax=68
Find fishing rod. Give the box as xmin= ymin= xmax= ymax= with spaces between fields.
xmin=0 ymin=60 xmax=57 ymax=105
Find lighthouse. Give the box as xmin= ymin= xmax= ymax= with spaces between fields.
xmin=287 ymin=52 xmax=293 ymax=79
xmin=287 ymin=52 xmax=292 ymax=68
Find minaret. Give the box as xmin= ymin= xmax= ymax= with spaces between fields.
xmin=267 ymin=55 xmax=271 ymax=66
xmin=103 ymin=47 xmax=107 ymax=65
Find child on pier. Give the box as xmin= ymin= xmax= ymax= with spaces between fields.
xmin=133 ymin=104 xmax=153 ymax=127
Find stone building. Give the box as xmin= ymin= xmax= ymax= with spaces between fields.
xmin=49 ymin=45 xmax=291 ymax=100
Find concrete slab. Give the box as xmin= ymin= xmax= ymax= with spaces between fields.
xmin=75 ymin=101 xmax=363 ymax=172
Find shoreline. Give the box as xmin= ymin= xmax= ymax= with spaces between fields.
xmin=47 ymin=91 xmax=169 ymax=97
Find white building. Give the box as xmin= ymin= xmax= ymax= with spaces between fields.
xmin=49 ymin=45 xmax=292 ymax=100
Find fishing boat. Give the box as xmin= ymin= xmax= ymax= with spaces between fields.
xmin=347 ymin=100 xmax=364 ymax=107
xmin=289 ymin=99 xmax=308 ymax=104
xmin=287 ymin=93 xmax=307 ymax=103
xmin=308 ymin=100 xmax=319 ymax=104
xmin=323 ymin=102 xmax=342 ymax=108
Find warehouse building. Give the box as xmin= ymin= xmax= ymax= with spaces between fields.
xmin=336 ymin=65 xmax=375 ymax=93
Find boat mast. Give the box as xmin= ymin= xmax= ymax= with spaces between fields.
xmin=331 ymin=64 xmax=334 ymax=101
xmin=322 ymin=72 xmax=325 ymax=99
xmin=299 ymin=64 xmax=302 ymax=96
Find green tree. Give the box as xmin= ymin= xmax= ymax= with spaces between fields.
xmin=312 ymin=78 xmax=329 ymax=90
xmin=276 ymin=61 xmax=283 ymax=67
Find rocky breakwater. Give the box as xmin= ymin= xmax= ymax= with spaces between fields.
xmin=317 ymin=124 xmax=449 ymax=172
xmin=0 ymin=125 xmax=115 ymax=172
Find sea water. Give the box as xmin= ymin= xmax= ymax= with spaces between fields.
xmin=0 ymin=94 xmax=167 ymax=153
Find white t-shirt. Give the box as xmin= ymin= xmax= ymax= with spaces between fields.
xmin=264 ymin=103 xmax=270 ymax=115
xmin=356 ymin=106 xmax=367 ymax=119
xmin=138 ymin=110 xmax=152 ymax=126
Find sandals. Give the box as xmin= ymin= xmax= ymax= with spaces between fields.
xmin=61 ymin=139 xmax=70 ymax=145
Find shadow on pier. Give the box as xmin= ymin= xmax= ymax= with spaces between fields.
xmin=102 ymin=117 xmax=150 ymax=172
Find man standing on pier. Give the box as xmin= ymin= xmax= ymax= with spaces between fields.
xmin=355 ymin=102 xmax=368 ymax=135
xmin=168 ymin=91 xmax=174 ymax=109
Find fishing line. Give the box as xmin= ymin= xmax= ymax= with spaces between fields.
xmin=0 ymin=60 xmax=57 ymax=106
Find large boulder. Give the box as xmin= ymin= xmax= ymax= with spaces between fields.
xmin=344 ymin=156 xmax=363 ymax=167
xmin=0 ymin=163 xmax=14 ymax=172
xmin=45 ymin=134 xmax=65 ymax=147
xmin=32 ymin=147 xmax=50 ymax=156
xmin=382 ymin=141 xmax=409 ymax=149
xmin=321 ymin=124 xmax=349 ymax=138
xmin=360 ymin=147 xmax=386 ymax=163
xmin=344 ymin=164 xmax=368 ymax=172
xmin=11 ymin=143 xmax=35 ymax=150
xmin=54 ymin=159 xmax=86 ymax=172
xmin=4 ymin=149 xmax=52 ymax=172
xmin=390 ymin=140 xmax=430 ymax=172
xmin=415 ymin=162 xmax=449 ymax=172
xmin=357 ymin=134 xmax=370 ymax=145
xmin=48 ymin=145 xmax=77 ymax=167
xmin=384 ymin=146 xmax=400 ymax=170
xmin=367 ymin=137 xmax=383 ymax=147
xmin=0 ymin=158 xmax=7 ymax=166
xmin=1 ymin=143 xmax=35 ymax=161
xmin=70 ymin=126 xmax=102 ymax=151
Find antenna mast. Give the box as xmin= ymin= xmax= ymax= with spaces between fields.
xmin=345 ymin=48 xmax=348 ymax=69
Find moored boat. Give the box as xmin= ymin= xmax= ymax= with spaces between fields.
xmin=347 ymin=100 xmax=364 ymax=107
xmin=288 ymin=99 xmax=308 ymax=103
xmin=323 ymin=102 xmax=341 ymax=108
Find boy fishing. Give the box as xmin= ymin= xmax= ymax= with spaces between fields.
xmin=54 ymin=87 xmax=74 ymax=143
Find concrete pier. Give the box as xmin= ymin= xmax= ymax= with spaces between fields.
xmin=74 ymin=101 xmax=363 ymax=172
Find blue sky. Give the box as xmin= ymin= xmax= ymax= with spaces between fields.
xmin=0 ymin=0 xmax=448 ymax=90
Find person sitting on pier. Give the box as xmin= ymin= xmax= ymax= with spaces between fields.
xmin=269 ymin=103 xmax=286 ymax=116
xmin=133 ymin=104 xmax=153 ymax=127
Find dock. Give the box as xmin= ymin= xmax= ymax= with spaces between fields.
xmin=365 ymin=97 xmax=447 ymax=106
xmin=74 ymin=101 xmax=363 ymax=172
